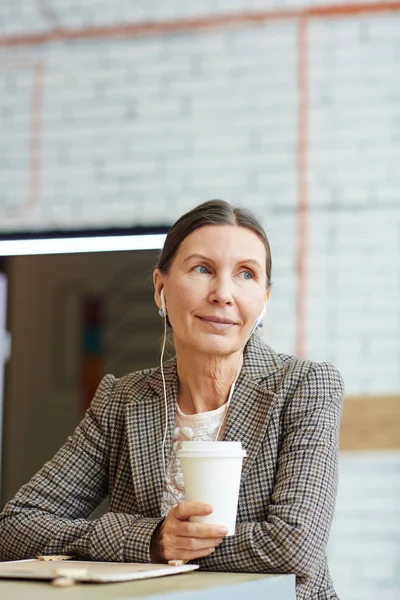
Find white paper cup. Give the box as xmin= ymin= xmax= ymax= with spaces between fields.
xmin=177 ymin=441 xmax=246 ymax=536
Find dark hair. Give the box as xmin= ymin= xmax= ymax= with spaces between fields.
xmin=156 ymin=199 xmax=272 ymax=288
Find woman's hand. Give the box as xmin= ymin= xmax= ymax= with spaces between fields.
xmin=151 ymin=502 xmax=228 ymax=562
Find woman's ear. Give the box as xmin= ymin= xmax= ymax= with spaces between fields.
xmin=153 ymin=269 xmax=164 ymax=311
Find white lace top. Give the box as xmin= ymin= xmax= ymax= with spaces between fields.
xmin=161 ymin=402 xmax=228 ymax=517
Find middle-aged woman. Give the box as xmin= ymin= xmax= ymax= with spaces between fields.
xmin=0 ymin=200 xmax=345 ymax=599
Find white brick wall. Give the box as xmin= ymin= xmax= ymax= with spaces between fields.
xmin=0 ymin=23 xmax=299 ymax=229
xmin=2 ymin=0 xmax=400 ymax=33
xmin=328 ymin=451 xmax=400 ymax=600
xmin=306 ymin=13 xmax=400 ymax=392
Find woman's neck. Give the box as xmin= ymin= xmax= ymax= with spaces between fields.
xmin=176 ymin=348 xmax=243 ymax=415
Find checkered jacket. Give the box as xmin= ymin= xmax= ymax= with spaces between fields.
xmin=0 ymin=336 xmax=344 ymax=599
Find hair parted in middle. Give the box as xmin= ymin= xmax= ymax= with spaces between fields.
xmin=156 ymin=199 xmax=272 ymax=289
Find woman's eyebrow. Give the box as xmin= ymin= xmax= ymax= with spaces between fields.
xmin=239 ymin=258 xmax=263 ymax=270
xmin=182 ymin=253 xmax=210 ymax=264
xmin=182 ymin=254 xmax=262 ymax=270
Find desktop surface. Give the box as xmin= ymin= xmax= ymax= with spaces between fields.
xmin=0 ymin=570 xmax=296 ymax=600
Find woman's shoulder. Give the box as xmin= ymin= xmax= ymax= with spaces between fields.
xmin=247 ymin=335 xmax=344 ymax=396
xmin=277 ymin=349 xmax=343 ymax=384
xmin=101 ymin=358 xmax=175 ymax=406
xmin=86 ymin=363 xmax=170 ymax=432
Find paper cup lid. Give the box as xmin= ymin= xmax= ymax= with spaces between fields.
xmin=177 ymin=441 xmax=246 ymax=458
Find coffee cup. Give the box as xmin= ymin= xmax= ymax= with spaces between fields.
xmin=177 ymin=441 xmax=246 ymax=536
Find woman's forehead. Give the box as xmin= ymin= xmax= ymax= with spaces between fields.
xmin=175 ymin=225 xmax=267 ymax=263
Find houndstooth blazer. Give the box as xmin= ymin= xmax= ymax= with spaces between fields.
xmin=0 ymin=335 xmax=344 ymax=599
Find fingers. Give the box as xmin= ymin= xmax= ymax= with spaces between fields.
xmin=170 ymin=502 xmax=228 ymax=537
xmin=155 ymin=502 xmax=229 ymax=563
xmin=177 ymin=521 xmax=228 ymax=539
xmin=172 ymin=502 xmax=213 ymax=521
xmin=163 ymin=545 xmax=217 ymax=562
xmin=162 ymin=520 xmax=226 ymax=550
xmin=177 ymin=536 xmax=224 ymax=552
xmin=160 ymin=528 xmax=225 ymax=561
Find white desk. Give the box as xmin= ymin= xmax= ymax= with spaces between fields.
xmin=0 ymin=570 xmax=296 ymax=600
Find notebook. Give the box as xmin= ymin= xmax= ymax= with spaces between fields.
xmin=0 ymin=558 xmax=198 ymax=583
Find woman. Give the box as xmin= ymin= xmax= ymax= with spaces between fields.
xmin=0 ymin=200 xmax=344 ymax=599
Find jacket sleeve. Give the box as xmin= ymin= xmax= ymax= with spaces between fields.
xmin=0 ymin=375 xmax=162 ymax=563
xmin=196 ymin=362 xmax=345 ymax=578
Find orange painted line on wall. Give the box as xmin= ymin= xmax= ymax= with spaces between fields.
xmin=0 ymin=61 xmax=45 ymax=216
xmin=296 ymin=17 xmax=309 ymax=359
xmin=0 ymin=2 xmax=399 ymax=47
xmin=0 ymin=13 xmax=293 ymax=47
xmin=308 ymin=0 xmax=400 ymax=18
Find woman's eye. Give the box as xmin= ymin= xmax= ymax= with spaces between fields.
xmin=194 ymin=265 xmax=210 ymax=275
xmin=240 ymin=270 xmax=254 ymax=280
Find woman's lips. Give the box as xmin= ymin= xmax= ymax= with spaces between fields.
xmin=196 ymin=316 xmax=237 ymax=330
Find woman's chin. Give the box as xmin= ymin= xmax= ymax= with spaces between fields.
xmin=186 ymin=334 xmax=243 ymax=356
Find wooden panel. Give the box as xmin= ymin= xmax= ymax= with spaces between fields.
xmin=339 ymin=395 xmax=400 ymax=450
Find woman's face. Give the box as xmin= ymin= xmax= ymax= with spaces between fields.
xmin=154 ymin=225 xmax=270 ymax=357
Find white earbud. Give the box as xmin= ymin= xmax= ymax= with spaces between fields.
xmin=250 ymin=303 xmax=267 ymax=335
xmin=159 ymin=289 xmax=167 ymax=318
xmin=256 ymin=303 xmax=267 ymax=327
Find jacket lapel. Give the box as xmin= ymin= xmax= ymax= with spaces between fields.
xmin=224 ymin=377 xmax=277 ymax=480
xmin=224 ymin=337 xmax=282 ymax=480
xmin=125 ymin=360 xmax=177 ymax=516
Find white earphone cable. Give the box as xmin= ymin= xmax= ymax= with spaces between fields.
xmin=160 ymin=309 xmax=168 ymax=481
xmin=214 ymin=343 xmax=242 ymax=441
xmin=214 ymin=303 xmax=266 ymax=440
xmin=160 ymin=306 xmax=182 ymax=505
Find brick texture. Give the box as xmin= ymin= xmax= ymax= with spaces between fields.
xmin=328 ymin=451 xmax=400 ymax=600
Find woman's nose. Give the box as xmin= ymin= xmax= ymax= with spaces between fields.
xmin=208 ymin=277 xmax=234 ymax=305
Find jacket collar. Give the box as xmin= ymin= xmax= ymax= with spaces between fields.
xmin=145 ymin=334 xmax=282 ymax=398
